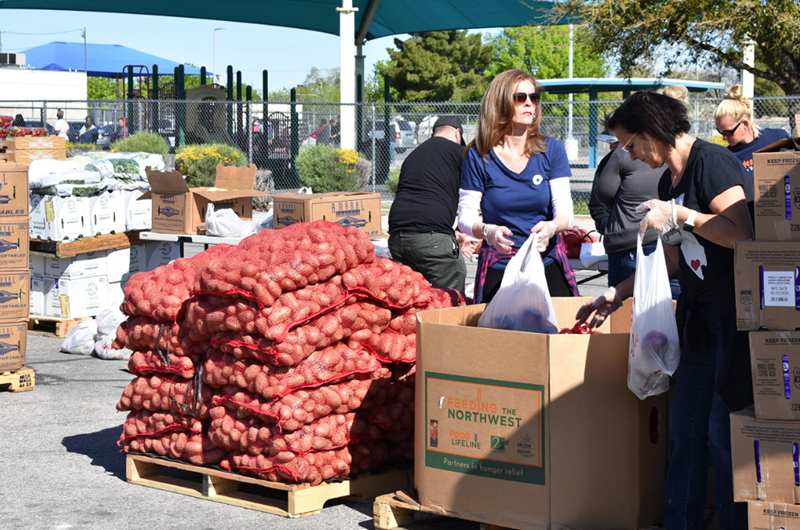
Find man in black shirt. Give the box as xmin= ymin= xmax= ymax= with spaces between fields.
xmin=388 ymin=116 xmax=467 ymax=291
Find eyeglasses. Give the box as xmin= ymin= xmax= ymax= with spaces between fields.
xmin=512 ymin=92 xmax=541 ymax=105
xmin=716 ymin=121 xmax=742 ymax=137
xmin=620 ymin=132 xmax=638 ymax=154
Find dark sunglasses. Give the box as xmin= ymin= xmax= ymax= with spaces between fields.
xmin=512 ymin=92 xmax=541 ymax=104
xmin=716 ymin=121 xmax=742 ymax=137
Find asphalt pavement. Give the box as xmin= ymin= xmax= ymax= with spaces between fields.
xmin=0 ymin=216 xmax=607 ymax=530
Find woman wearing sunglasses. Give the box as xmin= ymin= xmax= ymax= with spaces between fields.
xmin=457 ymin=69 xmax=577 ymax=303
xmin=577 ymin=91 xmax=753 ymax=530
xmin=714 ymin=84 xmax=789 ymax=174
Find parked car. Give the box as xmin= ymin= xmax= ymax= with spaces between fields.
xmin=23 ymin=121 xmax=55 ymax=134
xmin=66 ymin=121 xmax=85 ymax=142
xmin=96 ymin=124 xmax=118 ymax=149
xmin=365 ymin=119 xmax=417 ymax=152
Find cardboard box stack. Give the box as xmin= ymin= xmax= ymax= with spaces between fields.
xmin=414 ymin=298 xmax=668 ymax=529
xmin=29 ymin=241 xmax=177 ymax=320
xmin=0 ymin=164 xmax=29 ymax=372
xmin=732 ymin=138 xmax=800 ymax=529
xmin=0 ymin=135 xmax=66 ymax=165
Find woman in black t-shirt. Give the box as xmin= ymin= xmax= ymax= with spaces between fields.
xmin=576 ymin=91 xmax=753 ymax=530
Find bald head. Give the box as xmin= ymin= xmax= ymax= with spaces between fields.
xmin=433 ymin=125 xmax=461 ymax=145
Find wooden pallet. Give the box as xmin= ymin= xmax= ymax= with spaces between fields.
xmin=374 ymin=492 xmax=508 ymax=530
xmin=0 ymin=367 xmax=35 ymax=392
xmin=28 ymin=314 xmax=92 ymax=338
xmin=126 ymin=453 xmax=412 ymax=518
xmin=30 ymin=231 xmax=143 ymax=258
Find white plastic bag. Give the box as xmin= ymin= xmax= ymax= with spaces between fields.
xmin=477 ymin=233 xmax=558 ymax=334
xmin=95 ymin=305 xmax=126 ymax=341
xmin=61 ymin=320 xmax=98 ymax=355
xmin=628 ymin=235 xmax=681 ymax=399
xmin=205 ymin=203 xmax=258 ymax=238
xmin=94 ymin=335 xmax=132 ymax=360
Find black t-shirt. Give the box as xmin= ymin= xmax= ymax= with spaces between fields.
xmin=388 ymin=136 xmax=465 ymax=234
xmin=658 ymin=139 xmax=754 ymax=298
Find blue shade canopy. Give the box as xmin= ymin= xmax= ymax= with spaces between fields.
xmin=538 ymin=78 xmax=726 ymax=95
xmin=20 ymin=41 xmax=205 ymax=78
xmin=0 ymin=1 xmax=577 ymax=42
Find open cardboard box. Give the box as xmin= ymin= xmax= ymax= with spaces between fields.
xmin=143 ymin=163 xmax=268 ymax=234
xmin=415 ymin=297 xmax=668 ymax=530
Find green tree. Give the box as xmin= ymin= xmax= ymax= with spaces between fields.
xmin=555 ymin=0 xmax=800 ymax=96
xmin=377 ymin=30 xmax=493 ymax=102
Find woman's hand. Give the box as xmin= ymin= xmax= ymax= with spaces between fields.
xmin=530 ymin=221 xmax=557 ymax=252
xmin=636 ymin=199 xmax=678 ymax=236
xmin=482 ymin=224 xmax=514 ymax=254
xmin=575 ymin=287 xmax=623 ymax=329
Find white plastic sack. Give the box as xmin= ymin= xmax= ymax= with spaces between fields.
xmin=205 ymin=203 xmax=258 ymax=238
xmin=628 ymin=236 xmax=681 ymax=400
xmin=477 ymin=233 xmax=558 ymax=334
xmin=60 ymin=319 xmax=98 ymax=355
xmin=94 ymin=335 xmax=132 ymax=361
xmin=95 ymin=305 xmax=127 ymax=341
xmin=257 ymin=210 xmax=274 ymax=232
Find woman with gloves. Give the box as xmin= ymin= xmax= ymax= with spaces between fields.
xmin=577 ymin=91 xmax=753 ymax=530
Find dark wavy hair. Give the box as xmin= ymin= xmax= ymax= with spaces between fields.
xmin=607 ymin=91 xmax=691 ymax=148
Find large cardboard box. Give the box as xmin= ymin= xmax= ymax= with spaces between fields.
xmin=28 ymin=194 xmax=47 ymax=240
xmin=50 ymin=276 xmax=108 ymax=318
xmin=0 ymin=217 xmax=29 ymax=271
xmin=748 ymin=500 xmax=800 ymax=529
xmin=86 ymin=191 xmax=125 ymax=236
xmin=142 ymin=163 xmax=267 ymax=234
xmin=0 ymin=270 xmax=30 ymax=320
xmin=106 ymin=244 xmax=145 ymax=283
xmin=44 ymin=250 xmax=107 ymax=280
xmin=145 ymin=241 xmax=179 ymax=271
xmin=10 ymin=149 xmax=67 ymax=165
xmin=753 ymin=138 xmax=800 ymax=241
xmin=40 ymin=195 xmax=88 ymax=242
xmin=734 ymin=241 xmax=800 ymax=331
xmin=29 ymin=275 xmax=52 ymax=316
xmin=4 ymin=136 xmax=66 ymax=150
xmin=0 ymin=164 xmax=29 ymax=217
xmin=0 ymin=320 xmax=28 ymax=372
xmin=731 ymin=407 xmax=800 ymax=503
xmin=121 ymin=190 xmax=152 ymax=231
xmin=750 ymin=331 xmax=800 ymax=420
xmin=271 ymin=192 xmax=382 ymax=237
xmin=415 ymin=299 xmax=668 ymax=530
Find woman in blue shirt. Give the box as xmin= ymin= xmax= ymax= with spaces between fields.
xmin=457 ymin=69 xmax=577 ymax=303
xmin=714 ymin=84 xmax=789 ymax=174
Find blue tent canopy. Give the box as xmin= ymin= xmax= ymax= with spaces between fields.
xmin=20 ymin=41 xmax=204 ymax=78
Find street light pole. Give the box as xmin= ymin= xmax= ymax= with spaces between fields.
xmin=213 ymin=28 xmax=225 ymax=84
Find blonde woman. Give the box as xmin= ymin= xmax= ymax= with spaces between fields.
xmin=714 ymin=84 xmax=789 ymax=174
xmin=661 ymin=84 xmax=690 ymax=108
xmin=457 ymin=69 xmax=577 ymax=303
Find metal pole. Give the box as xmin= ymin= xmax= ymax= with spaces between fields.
xmin=567 ymin=24 xmax=574 ymax=139
xmin=213 ymin=28 xmax=225 ymax=84
xmin=246 ymin=86 xmax=253 ymax=164
xmin=200 ymin=66 xmax=206 ymax=86
xmin=82 ymin=28 xmax=87 ymax=73
xmin=371 ymin=104 xmax=376 ymax=193
xmin=152 ymin=65 xmax=159 ymax=139
xmin=290 ymin=88 xmax=299 ymax=187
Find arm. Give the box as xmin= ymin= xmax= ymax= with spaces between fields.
xmin=457 ymin=188 xmax=514 ymax=254
xmin=530 ymin=177 xmax=572 ymax=252
xmin=675 ymin=186 xmax=753 ymax=248
xmin=594 ymin=150 xmax=623 ymax=210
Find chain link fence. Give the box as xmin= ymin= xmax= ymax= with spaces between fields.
xmin=2 ymin=95 xmax=799 ymax=210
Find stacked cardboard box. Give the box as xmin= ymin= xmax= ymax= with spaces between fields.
xmin=29 ymin=189 xmax=151 ymax=242
xmin=0 ymin=136 xmax=66 ymax=165
xmin=0 ymin=164 xmax=29 ymax=372
xmin=29 ymin=241 xmax=177 ymax=319
xmin=732 ymin=138 xmax=800 ymax=530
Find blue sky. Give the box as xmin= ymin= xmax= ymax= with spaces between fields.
xmin=0 ymin=8 xmax=404 ymax=94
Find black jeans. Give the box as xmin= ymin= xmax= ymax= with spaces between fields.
xmin=388 ymin=231 xmax=467 ymax=292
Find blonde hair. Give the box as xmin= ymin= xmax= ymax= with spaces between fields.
xmin=661 ymin=84 xmax=689 ymax=108
xmin=715 ymin=84 xmax=761 ymax=136
xmin=473 ymin=69 xmax=546 ymax=158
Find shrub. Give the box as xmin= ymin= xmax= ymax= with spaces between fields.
xmin=66 ymin=141 xmax=101 ymax=152
xmin=296 ymin=145 xmax=362 ymax=193
xmin=112 ymin=132 xmax=170 ymax=159
xmin=175 ymin=144 xmax=248 ymax=187
xmin=386 ymin=166 xmax=401 ymax=196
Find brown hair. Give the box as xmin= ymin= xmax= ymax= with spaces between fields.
xmin=472 ymin=69 xmax=546 ymax=158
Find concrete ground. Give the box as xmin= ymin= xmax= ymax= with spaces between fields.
xmin=0 ymin=216 xmax=609 ymax=530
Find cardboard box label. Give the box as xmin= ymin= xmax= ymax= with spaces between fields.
xmin=735 ymin=241 xmax=800 ymax=331
xmin=425 ymin=372 xmax=545 ymax=485
xmin=763 ymin=270 xmax=798 ymax=307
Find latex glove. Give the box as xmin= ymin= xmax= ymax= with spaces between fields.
xmin=575 ymin=287 xmax=623 ymax=329
xmin=482 ymin=224 xmax=514 ymax=254
xmin=530 ymin=220 xmax=557 ymax=253
xmin=636 ymin=199 xmax=678 ymax=236
xmin=456 ymin=231 xmax=480 ymax=259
